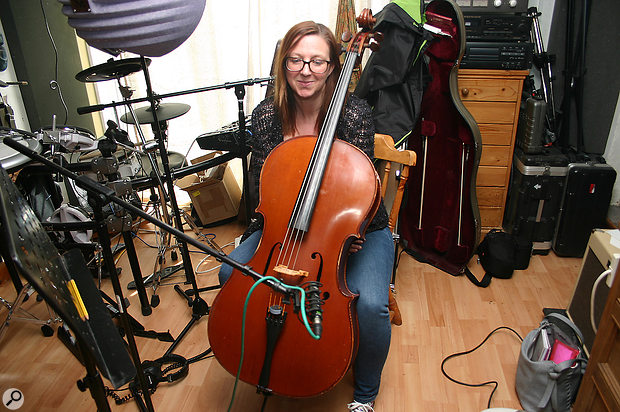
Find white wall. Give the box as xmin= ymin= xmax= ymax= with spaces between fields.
xmin=527 ymin=0 xmax=554 ymax=48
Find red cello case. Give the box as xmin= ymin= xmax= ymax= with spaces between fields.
xmin=399 ymin=0 xmax=482 ymax=277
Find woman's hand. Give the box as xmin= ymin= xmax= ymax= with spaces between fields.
xmin=349 ymin=238 xmax=364 ymax=254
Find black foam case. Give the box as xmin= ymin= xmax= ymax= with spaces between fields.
xmin=553 ymin=161 xmax=616 ymax=257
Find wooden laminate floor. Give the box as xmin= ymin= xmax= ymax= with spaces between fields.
xmin=0 ymin=218 xmax=582 ymax=412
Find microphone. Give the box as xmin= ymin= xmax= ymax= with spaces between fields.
xmin=305 ymin=281 xmax=324 ymax=338
xmin=104 ymin=120 xmax=133 ymax=147
xmin=311 ymin=310 xmax=323 ymax=339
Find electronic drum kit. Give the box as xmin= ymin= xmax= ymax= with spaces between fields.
xmin=2 ymin=57 xmax=193 ymax=177
xmin=0 ymin=58 xmax=199 ymax=254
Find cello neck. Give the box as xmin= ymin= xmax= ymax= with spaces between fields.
xmin=290 ymin=49 xmax=360 ymax=233
xmin=289 ymin=11 xmax=380 ymax=233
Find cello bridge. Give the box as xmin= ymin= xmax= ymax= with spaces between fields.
xmin=273 ymin=264 xmax=308 ymax=286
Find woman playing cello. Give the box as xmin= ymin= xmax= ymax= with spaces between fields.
xmin=217 ymin=21 xmax=392 ymax=412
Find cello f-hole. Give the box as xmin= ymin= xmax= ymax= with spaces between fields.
xmin=263 ymin=242 xmax=282 ymax=276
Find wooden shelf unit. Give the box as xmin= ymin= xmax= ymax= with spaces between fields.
xmin=457 ymin=68 xmax=529 ymax=233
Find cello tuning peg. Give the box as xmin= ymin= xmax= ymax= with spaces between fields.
xmin=368 ymin=38 xmax=381 ymax=52
xmin=341 ymin=31 xmax=353 ymax=43
xmin=373 ymin=32 xmax=384 ymax=42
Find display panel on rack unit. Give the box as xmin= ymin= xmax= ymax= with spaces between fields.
xmin=425 ymin=0 xmax=528 ymax=14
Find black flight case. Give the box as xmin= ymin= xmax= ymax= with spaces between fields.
xmin=503 ymin=147 xmax=569 ymax=254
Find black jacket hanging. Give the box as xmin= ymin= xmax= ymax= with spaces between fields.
xmin=354 ymin=2 xmax=432 ymax=146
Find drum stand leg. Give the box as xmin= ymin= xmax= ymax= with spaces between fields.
xmin=1 ymin=250 xmax=60 ymax=342
xmin=89 ymin=192 xmax=155 ymax=412
xmin=116 ymin=80 xmax=185 ymax=303
xmin=0 ymin=284 xmax=61 ymax=342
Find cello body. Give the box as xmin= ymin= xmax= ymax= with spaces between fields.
xmin=207 ymin=136 xmax=381 ymax=397
xmin=399 ymin=0 xmax=482 ymax=275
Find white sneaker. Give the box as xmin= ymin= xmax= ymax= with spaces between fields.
xmin=347 ymin=401 xmax=375 ymax=412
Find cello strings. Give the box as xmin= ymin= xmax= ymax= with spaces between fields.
xmin=277 ymin=49 xmax=359 ymax=272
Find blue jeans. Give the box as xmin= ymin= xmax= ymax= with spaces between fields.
xmin=218 ymin=226 xmax=393 ymax=403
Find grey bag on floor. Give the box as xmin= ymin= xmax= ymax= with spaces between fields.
xmin=515 ymin=313 xmax=587 ymax=411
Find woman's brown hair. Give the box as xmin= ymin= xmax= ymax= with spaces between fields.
xmin=273 ymin=21 xmax=342 ymax=137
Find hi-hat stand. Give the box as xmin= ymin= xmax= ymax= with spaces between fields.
xmin=114 ymin=80 xmax=185 ymax=306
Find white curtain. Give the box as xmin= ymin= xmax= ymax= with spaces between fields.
xmin=90 ymin=0 xmax=390 ymax=160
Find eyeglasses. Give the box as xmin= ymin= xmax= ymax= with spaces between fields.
xmin=285 ymin=57 xmax=330 ymax=74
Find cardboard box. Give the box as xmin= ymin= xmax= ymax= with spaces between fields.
xmin=176 ymin=152 xmax=242 ymax=225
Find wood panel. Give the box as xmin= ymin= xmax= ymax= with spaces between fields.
xmin=477 ymin=124 xmax=514 ymax=146
xmin=463 ymin=101 xmax=516 ymax=124
xmin=480 ymin=207 xmax=504 ymax=227
xmin=477 ymin=166 xmax=508 ymax=187
xmin=458 ymin=78 xmax=523 ymax=102
xmin=480 ymin=145 xmax=511 ymax=166
xmin=476 ymin=187 xmax=505 ymax=207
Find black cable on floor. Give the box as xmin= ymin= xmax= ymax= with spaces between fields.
xmin=440 ymin=326 xmax=523 ymax=409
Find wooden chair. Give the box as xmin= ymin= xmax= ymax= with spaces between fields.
xmin=374 ymin=133 xmax=416 ymax=326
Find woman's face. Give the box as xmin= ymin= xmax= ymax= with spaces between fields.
xmin=284 ymin=34 xmax=334 ymax=102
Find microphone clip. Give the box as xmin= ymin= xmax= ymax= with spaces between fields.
xmin=303 ymin=281 xmax=324 ymax=338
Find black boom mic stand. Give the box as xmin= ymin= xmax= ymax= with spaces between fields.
xmin=75 ymin=61 xmax=273 ymax=350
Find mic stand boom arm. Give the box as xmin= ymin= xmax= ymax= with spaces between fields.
xmin=2 ymin=136 xmax=290 ymax=296
xmin=76 ymin=76 xmax=274 ymax=115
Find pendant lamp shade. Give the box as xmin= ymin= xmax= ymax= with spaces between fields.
xmin=57 ymin=0 xmax=206 ymax=57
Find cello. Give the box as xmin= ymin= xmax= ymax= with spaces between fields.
xmin=207 ymin=11 xmax=382 ymax=398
